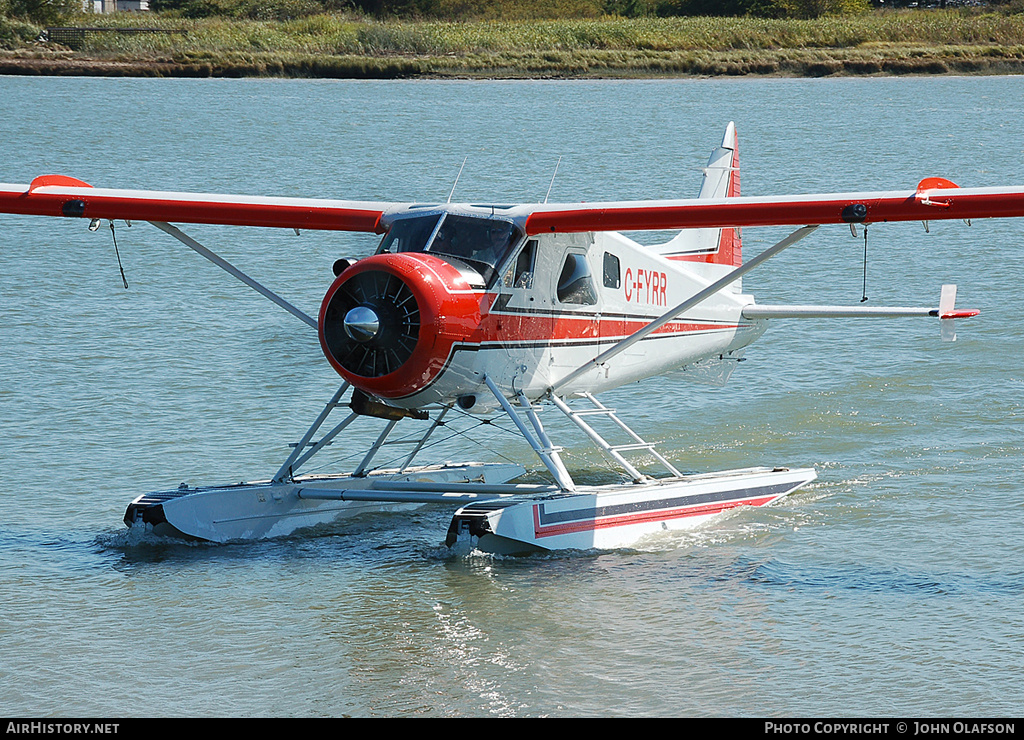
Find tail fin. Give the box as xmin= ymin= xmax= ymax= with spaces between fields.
xmin=655 ymin=122 xmax=742 ymax=267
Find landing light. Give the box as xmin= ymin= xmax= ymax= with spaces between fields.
xmin=841 ymin=203 xmax=868 ymax=223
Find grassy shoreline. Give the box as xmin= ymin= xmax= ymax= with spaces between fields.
xmin=3 ymin=10 xmax=1024 ymax=78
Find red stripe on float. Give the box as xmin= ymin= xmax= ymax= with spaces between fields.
xmin=532 ymin=495 xmax=777 ymax=538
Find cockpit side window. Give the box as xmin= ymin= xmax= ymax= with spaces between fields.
xmin=377 ymin=214 xmax=442 ymax=255
xmin=557 ymin=252 xmax=597 ymax=305
xmin=504 ymin=239 xmax=537 ymax=289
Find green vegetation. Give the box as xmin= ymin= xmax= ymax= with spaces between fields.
xmin=142 ymin=0 xmax=873 ymax=22
xmin=3 ymin=3 xmax=1024 ymax=78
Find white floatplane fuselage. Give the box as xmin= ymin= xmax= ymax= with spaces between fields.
xmin=325 ymin=205 xmax=764 ymax=412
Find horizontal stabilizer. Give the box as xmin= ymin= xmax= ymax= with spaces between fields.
xmin=741 ymin=305 xmax=936 ymax=319
xmin=741 ymin=285 xmax=977 ymax=342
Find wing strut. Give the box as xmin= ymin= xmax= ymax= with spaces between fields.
xmin=273 ymin=382 xmax=352 ymax=482
xmin=550 ymin=225 xmax=819 ymax=394
xmin=148 ymin=221 xmax=318 ymax=330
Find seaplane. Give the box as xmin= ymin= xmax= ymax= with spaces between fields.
xmin=2 ymin=123 xmax=1020 ymax=555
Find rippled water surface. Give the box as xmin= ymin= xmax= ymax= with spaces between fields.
xmin=2 ymin=76 xmax=1023 ymax=717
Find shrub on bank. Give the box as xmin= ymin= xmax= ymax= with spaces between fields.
xmin=0 ymin=14 xmax=40 ymax=46
xmin=3 ymin=0 xmax=78 ymax=24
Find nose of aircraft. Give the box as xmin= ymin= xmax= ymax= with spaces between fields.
xmin=318 ymin=252 xmax=485 ymax=403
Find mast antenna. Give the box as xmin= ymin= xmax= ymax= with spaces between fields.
xmin=448 ymin=157 xmax=468 ymax=203
xmin=544 ymin=156 xmax=562 ymax=204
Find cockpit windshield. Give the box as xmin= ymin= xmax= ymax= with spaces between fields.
xmin=377 ymin=214 xmax=441 ymax=255
xmin=378 ymin=213 xmax=522 ymax=286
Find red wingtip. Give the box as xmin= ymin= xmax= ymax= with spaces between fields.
xmin=27 ymin=174 xmax=93 ymax=193
xmin=916 ymin=177 xmax=959 ymax=193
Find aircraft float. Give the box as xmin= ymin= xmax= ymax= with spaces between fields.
xmin=1 ymin=123 xmax=1017 ymax=555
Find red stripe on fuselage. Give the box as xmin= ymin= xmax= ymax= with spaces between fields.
xmin=480 ymin=303 xmax=741 ymax=343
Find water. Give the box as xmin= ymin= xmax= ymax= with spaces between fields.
xmin=1 ymin=75 xmax=1023 ymax=717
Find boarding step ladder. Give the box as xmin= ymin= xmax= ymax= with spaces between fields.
xmin=549 ymin=392 xmax=683 ymax=484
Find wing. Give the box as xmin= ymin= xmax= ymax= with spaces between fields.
xmin=5 ymin=174 xmax=1024 ymax=235
xmin=524 ymin=180 xmax=1024 ymax=234
xmin=0 ymin=175 xmax=396 ymax=233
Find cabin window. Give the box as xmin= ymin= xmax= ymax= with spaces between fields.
xmin=557 ymin=252 xmax=597 ymax=305
xmin=504 ymin=239 xmax=537 ymax=289
xmin=603 ymin=252 xmax=621 ymax=289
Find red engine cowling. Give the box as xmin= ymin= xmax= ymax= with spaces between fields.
xmin=318 ymin=253 xmax=484 ymax=402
